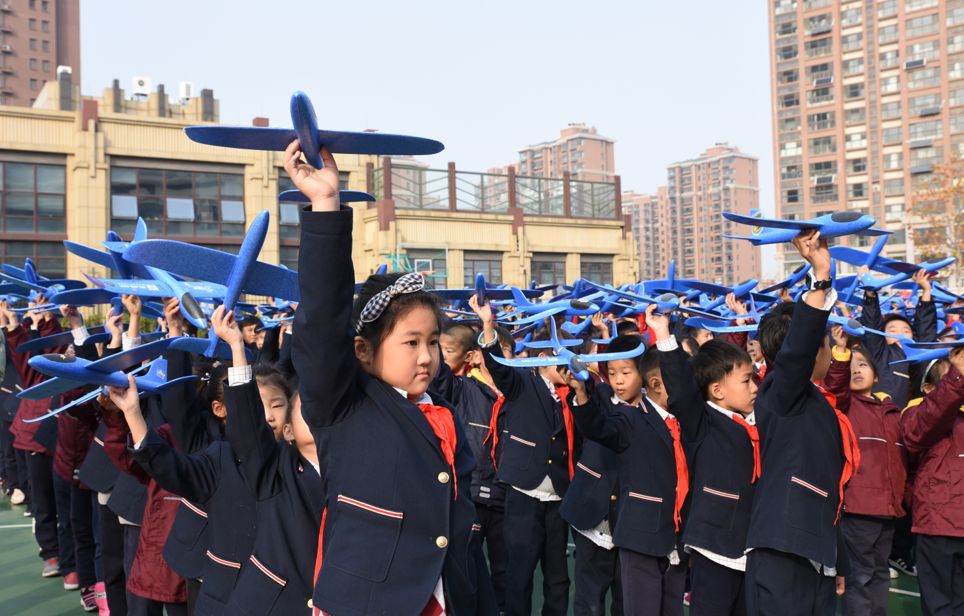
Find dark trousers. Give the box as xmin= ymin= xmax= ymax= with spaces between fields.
xmin=69 ymin=484 xmax=97 ymax=589
xmin=745 ymin=548 xmax=835 ymax=616
xmin=689 ymin=550 xmax=746 ymax=616
xmin=917 ymin=534 xmax=964 ymax=616
xmin=100 ymin=504 xmax=128 ymax=616
xmin=25 ymin=451 xmax=59 ymax=560
xmin=503 ymin=488 xmax=570 ymax=616
xmin=53 ymin=473 xmax=76 ymax=574
xmin=477 ymin=502 xmax=508 ymax=611
xmin=0 ymin=418 xmax=18 ymax=488
xmin=186 ymin=577 xmax=202 ymax=616
xmin=573 ymin=530 xmax=622 ymax=616
xmin=890 ymin=512 xmax=916 ymax=565
xmin=839 ymin=514 xmax=893 ymax=616
xmin=618 ymin=548 xmax=685 ymax=616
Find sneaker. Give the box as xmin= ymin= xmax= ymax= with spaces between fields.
xmin=889 ymin=567 xmax=899 ymax=579
xmin=80 ymin=587 xmax=98 ymax=612
xmin=63 ymin=571 xmax=79 ymax=590
xmin=889 ymin=557 xmax=918 ymax=577
xmin=23 ymin=508 xmax=32 ymax=517
xmin=41 ymin=558 xmax=60 ymax=577
xmin=93 ymin=581 xmax=109 ymax=615
xmin=10 ymin=488 xmax=26 ymax=505
xmin=683 ymin=591 xmax=692 ymax=607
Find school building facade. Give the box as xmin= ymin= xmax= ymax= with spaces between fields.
xmin=0 ymin=78 xmax=637 ymax=289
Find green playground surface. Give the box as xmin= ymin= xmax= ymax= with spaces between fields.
xmin=0 ymin=495 xmax=925 ymax=615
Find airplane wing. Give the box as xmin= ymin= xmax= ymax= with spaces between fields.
xmin=83 ymin=338 xmax=174 ymax=374
xmin=49 ymin=288 xmax=119 ymax=306
xmin=490 ymin=354 xmax=568 ymax=369
xmin=98 ymin=278 xmax=175 ymax=297
xmin=278 ymin=189 xmax=375 ymax=203
xmin=16 ymin=327 xmax=108 ymax=354
xmin=122 ymin=240 xmax=300 ymax=301
xmin=16 ymin=376 xmax=89 ymax=401
xmin=430 ymin=288 xmax=542 ymax=301
xmin=577 ymin=342 xmax=647 ymax=363
xmin=63 ymin=240 xmax=118 ymax=271
xmin=723 ymin=212 xmax=821 ymax=230
xmin=184 ymin=126 xmax=445 ymax=156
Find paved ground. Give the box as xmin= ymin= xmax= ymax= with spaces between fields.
xmin=0 ymin=494 xmax=926 ymax=615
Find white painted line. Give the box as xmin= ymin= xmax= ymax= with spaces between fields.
xmin=889 ymin=587 xmax=920 ymax=598
xmin=0 ymin=523 xmax=33 ymax=529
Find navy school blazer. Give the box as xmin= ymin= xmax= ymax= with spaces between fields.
xmin=746 ymin=299 xmax=845 ymax=568
xmin=659 ymin=345 xmax=757 ymax=559
xmin=293 ymin=207 xmax=497 ymax=616
xmin=222 ymin=379 xmax=325 ymax=616
xmin=104 ymin=393 xmax=165 ymax=526
xmin=479 ymin=341 xmax=576 ymax=496
xmin=570 ymin=381 xmax=687 ymax=558
xmin=560 ymin=438 xmax=620 ymax=532
xmin=130 ymin=431 xmax=256 ymax=616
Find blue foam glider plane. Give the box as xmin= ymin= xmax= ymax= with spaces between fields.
xmin=185 ymin=91 xmax=443 ymax=204
xmin=490 ymin=315 xmax=646 ymax=381
xmin=723 ymin=209 xmax=891 ymax=245
xmin=16 ymin=338 xmax=193 ymax=401
xmin=0 ymin=258 xmax=86 ymax=294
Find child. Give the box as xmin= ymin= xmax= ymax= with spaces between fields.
xmin=471 ymin=295 xmax=577 ymax=616
xmin=649 ymin=305 xmax=759 ymax=616
xmin=825 ymin=325 xmax=907 ymax=616
xmin=899 ymin=348 xmax=964 ymax=615
xmin=284 ymin=141 xmax=495 ymax=615
xmin=743 ymin=230 xmax=858 ymax=615
xmin=566 ymin=335 xmax=688 ymax=616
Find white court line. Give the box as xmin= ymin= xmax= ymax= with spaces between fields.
xmin=889 ymin=587 xmax=920 ymax=598
xmin=0 ymin=523 xmax=32 ymax=529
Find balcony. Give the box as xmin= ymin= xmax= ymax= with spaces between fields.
xmin=368 ymin=158 xmax=620 ymax=220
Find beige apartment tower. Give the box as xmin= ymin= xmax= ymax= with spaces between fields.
xmin=769 ymin=0 xmax=964 ymax=287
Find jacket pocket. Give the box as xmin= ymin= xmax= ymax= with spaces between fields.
xmin=325 ymin=494 xmax=404 ymax=583
xmin=700 ymin=485 xmax=741 ymax=530
xmin=501 ymin=434 xmax=538 ymax=472
xmin=172 ymin=499 xmax=208 ymax=551
xmin=622 ymin=490 xmax=662 ymax=534
xmin=202 ymin=549 xmax=242 ymax=604
xmin=229 ymin=554 xmax=287 ymax=615
xmin=786 ymin=476 xmax=828 ymax=536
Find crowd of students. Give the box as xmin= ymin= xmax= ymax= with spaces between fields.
xmin=1 ymin=143 xmax=963 ymax=616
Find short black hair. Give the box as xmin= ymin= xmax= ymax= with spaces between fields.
xmin=883 ymin=313 xmax=911 ymax=329
xmin=351 ymin=273 xmax=443 ymax=351
xmin=254 ymin=364 xmax=293 ymax=423
xmin=691 ymin=339 xmax=752 ymax=399
xmin=605 ymin=334 xmax=647 ymax=376
xmin=442 ymin=322 xmax=478 ymax=352
xmin=616 ymin=320 xmax=640 ymax=336
xmin=758 ymin=301 xmax=796 ymax=364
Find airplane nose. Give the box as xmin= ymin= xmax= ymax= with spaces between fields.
xmin=179 ymin=293 xmax=206 ymax=326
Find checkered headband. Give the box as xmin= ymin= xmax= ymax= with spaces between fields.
xmin=354 ymin=272 xmax=425 ymax=333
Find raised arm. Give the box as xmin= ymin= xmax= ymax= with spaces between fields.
xmin=649 ymin=305 xmax=706 ymax=443
xmin=911 ymin=270 xmax=937 ymax=343
xmin=901 ymin=351 xmax=964 ymax=455
xmin=224 ymin=379 xmax=284 ymax=500
xmin=824 ymin=334 xmax=853 ymax=414
xmin=470 ymin=295 xmax=523 ymax=401
xmin=566 ymin=379 xmax=631 ymax=453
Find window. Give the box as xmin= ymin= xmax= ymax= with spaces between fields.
xmin=0 ymin=241 xmax=65 ymax=278
xmin=463 ymin=251 xmax=503 ymax=286
xmin=845 ymin=83 xmax=864 ymax=99
xmin=277 ymin=172 xmax=349 ymax=241
xmin=781 ymin=140 xmax=802 ymax=156
xmin=41 ymin=40 xmax=48 ymax=52
xmin=878 ymin=0 xmax=898 ymax=18
xmin=879 ymin=49 xmax=899 ymax=68
xmin=780 ymin=93 xmax=800 ymax=109
xmin=907 ymin=39 xmax=940 ymax=61
xmin=811 ymin=185 xmax=837 ymax=203
xmin=848 ymin=158 xmax=867 ymax=174
xmin=109 ymin=167 xmax=245 ymax=238
xmin=809 ymin=136 xmax=836 ymax=155
xmin=843 ymin=58 xmax=864 ymax=75
xmin=776 ymin=21 xmax=797 ymax=36
xmin=41 ymin=60 xmax=49 ymax=72
xmin=531 ymin=253 xmax=567 ymax=287
xmin=29 ymin=39 xmax=37 ymax=51
xmin=29 ymin=79 xmax=38 ymax=91
xmin=881 ymin=101 xmax=902 ymax=119
xmin=883 ymin=126 xmax=903 ymax=144
xmin=880 ymin=76 xmax=900 ymax=94
xmin=909 ymin=67 xmax=940 ymax=89
xmin=808 ymin=111 xmax=835 ymax=130
xmin=906 ymin=0 xmax=938 ymax=10
xmin=774 ymin=0 xmax=797 ymax=15
xmin=842 ymin=33 xmax=862 ymax=51
xmin=845 ymin=107 xmax=866 ymax=124
xmin=781 ymin=164 xmax=802 ymax=179
xmin=279 ymin=246 xmax=299 ymax=272
xmin=806 ymin=13 xmax=832 ymax=33
xmin=780 ymin=116 xmax=801 ymax=132
xmin=906 ymin=14 xmax=939 ymax=38
xmin=951 ymin=88 xmax=964 ymax=107
xmin=809 ymin=160 xmax=836 ymax=176
xmin=777 ymin=44 xmax=798 ymax=61
xmin=848 ymin=183 xmax=867 ymax=199
xmin=884 ymin=178 xmax=904 ymax=196
xmin=779 ymin=68 xmax=799 ymax=84
xmin=884 ymin=151 xmax=903 ymax=170
xmin=580 ymin=255 xmax=613 ymax=286
xmin=909 ymin=93 xmax=942 ymax=115
xmin=807 ymin=62 xmax=833 ymax=81
xmin=1 ymin=161 xmax=66 ymax=234
xmin=951 ymin=34 xmax=964 ymax=53
xmin=808 ymin=86 xmax=834 ymax=105
xmin=910 ymin=145 xmax=942 ymax=164
xmin=879 ymin=25 xmax=899 ymax=43
xmin=845 ymin=132 xmax=867 ymax=150
xmin=805 ymin=37 xmax=832 ymax=58
xmin=405 ymin=249 xmax=447 ymax=290
xmin=28 ymin=18 xmax=36 ymax=31
xmin=41 ymin=20 xmax=48 ymax=33
xmin=952 ymin=62 xmax=964 ymax=80
xmin=950 ymin=7 xmax=964 ymax=26
xmin=841 ymin=8 xmax=861 ymax=26
xmin=29 ymin=58 xmax=37 ymax=70
xmin=783 ymin=188 xmax=800 ymax=204
xmin=909 ymin=120 xmax=942 ymax=140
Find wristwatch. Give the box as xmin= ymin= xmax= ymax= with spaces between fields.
xmin=810 ymin=278 xmax=833 ymax=291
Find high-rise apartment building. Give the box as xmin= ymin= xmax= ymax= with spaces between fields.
xmin=769 ymin=0 xmax=964 ymax=286
xmin=0 ymin=0 xmax=80 ymax=107
xmin=627 ymin=144 xmax=761 ymax=284
xmin=516 ymin=123 xmax=615 ymax=181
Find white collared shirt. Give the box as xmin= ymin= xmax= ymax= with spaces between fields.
xmin=706 ymin=401 xmax=756 ymax=426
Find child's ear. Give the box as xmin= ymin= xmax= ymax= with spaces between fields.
xmin=354 ymin=336 xmax=373 ymax=367
xmin=211 ymin=399 xmax=227 ymax=419
xmin=282 ymin=423 xmax=294 ymax=442
xmin=708 ymin=381 xmax=724 ymax=402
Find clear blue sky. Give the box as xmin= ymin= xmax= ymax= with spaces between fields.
xmin=80 ymin=0 xmax=778 ymax=272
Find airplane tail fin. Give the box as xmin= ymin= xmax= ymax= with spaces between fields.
xmin=510 ymin=286 xmax=532 ymax=307
xmin=133 ymin=218 xmax=149 ymax=243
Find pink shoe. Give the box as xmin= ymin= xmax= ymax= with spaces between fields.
xmin=63 ymin=571 xmax=79 ymax=590
xmin=94 ymin=581 xmax=109 ymax=615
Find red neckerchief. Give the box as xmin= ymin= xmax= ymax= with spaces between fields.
xmin=815 ymin=382 xmax=862 ymax=524
xmin=555 ymin=385 xmax=576 ymax=480
xmin=418 ymin=403 xmax=459 ymax=501
xmin=730 ymin=414 xmax=761 ymax=483
xmin=483 ymin=394 xmax=505 ymax=468
xmin=663 ymin=416 xmax=689 ymax=532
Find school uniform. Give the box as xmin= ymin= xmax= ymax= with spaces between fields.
xmin=479 ymin=339 xmax=577 ymax=616
xmin=570 ymin=381 xmax=688 ymax=616
xmin=294 ymin=207 xmax=496 ymax=616
xmin=658 ymin=340 xmax=757 ymax=616
xmin=130 ymin=430 xmax=256 ymax=616
xmin=560 ymin=438 xmax=622 ymax=616
xmin=824 ymin=348 xmax=907 ymax=616
xmin=218 ymin=375 xmax=325 ymax=615
xmin=899 ymin=364 xmax=964 ymax=615
xmin=744 ymin=296 xmax=855 ymax=616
